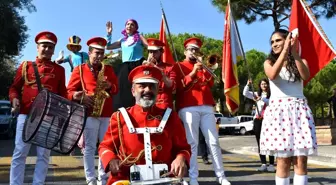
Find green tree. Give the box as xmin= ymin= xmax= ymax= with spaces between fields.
xmin=304 ymin=62 xmax=336 ymax=119
xmin=211 ymin=0 xmax=336 ymax=30
xmin=0 ymin=0 xmax=36 ymax=100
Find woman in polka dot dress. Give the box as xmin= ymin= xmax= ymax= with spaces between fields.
xmin=261 ymin=29 xmax=317 ymax=185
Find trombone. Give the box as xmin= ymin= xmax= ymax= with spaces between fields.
xmin=191 ymin=52 xmax=220 ymax=80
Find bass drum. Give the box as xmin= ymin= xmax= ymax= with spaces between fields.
xmin=23 ymin=89 xmax=86 ymax=154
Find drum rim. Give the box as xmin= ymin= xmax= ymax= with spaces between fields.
xmin=22 ymin=89 xmax=49 ymax=143
xmin=58 ymin=103 xmax=87 ymax=154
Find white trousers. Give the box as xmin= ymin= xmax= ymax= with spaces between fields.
xmin=83 ymin=117 xmax=110 ymax=183
xmin=10 ymin=114 xmax=51 ymax=185
xmin=179 ymin=106 xmax=226 ymax=180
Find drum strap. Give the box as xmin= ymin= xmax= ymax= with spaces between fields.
xmin=32 ymin=62 xmax=42 ymax=92
xmin=118 ymin=107 xmax=172 ymax=134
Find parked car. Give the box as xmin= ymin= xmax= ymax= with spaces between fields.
xmin=217 ymin=114 xmax=254 ymax=135
xmin=0 ymin=100 xmax=16 ymax=139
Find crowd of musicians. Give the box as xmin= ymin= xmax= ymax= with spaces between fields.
xmin=7 ymin=19 xmax=317 ymax=185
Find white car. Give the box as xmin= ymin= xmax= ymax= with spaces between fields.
xmin=0 ymin=100 xmax=16 ymax=139
xmin=216 ymin=114 xmax=254 ymax=135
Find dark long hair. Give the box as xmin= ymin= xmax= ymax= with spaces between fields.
xmin=257 ymin=78 xmax=271 ymax=99
xmin=266 ymin=29 xmax=301 ymax=82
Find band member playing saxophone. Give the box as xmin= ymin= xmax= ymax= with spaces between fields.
xmin=67 ymin=37 xmax=118 ymax=185
xmin=142 ymin=38 xmax=177 ymax=109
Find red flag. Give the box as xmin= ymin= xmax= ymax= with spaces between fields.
xmin=222 ymin=3 xmax=243 ymax=114
xmin=289 ymin=0 xmax=336 ymax=84
xmin=159 ymin=15 xmax=175 ymax=64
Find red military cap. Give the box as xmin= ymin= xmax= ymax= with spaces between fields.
xmin=184 ymin=37 xmax=202 ymax=49
xmin=35 ymin=31 xmax=57 ymax=45
xmin=87 ymin=37 xmax=107 ymax=49
xmin=147 ymin=38 xmax=165 ymax=50
xmin=128 ymin=65 xmax=163 ymax=84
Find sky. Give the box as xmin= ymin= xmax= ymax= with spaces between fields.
xmin=19 ymin=0 xmax=336 ymax=83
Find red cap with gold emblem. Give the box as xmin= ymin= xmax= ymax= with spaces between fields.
xmin=35 ymin=31 xmax=57 ymax=45
xmin=184 ymin=37 xmax=202 ymax=49
xmin=128 ymin=65 xmax=163 ymax=84
xmin=87 ymin=37 xmax=107 ymax=49
xmin=147 ymin=38 xmax=165 ymax=50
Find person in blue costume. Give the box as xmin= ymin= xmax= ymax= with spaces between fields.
xmin=105 ymin=19 xmax=148 ymax=111
xmin=56 ymin=35 xmax=89 ymax=72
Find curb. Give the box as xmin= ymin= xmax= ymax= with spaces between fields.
xmin=227 ymin=147 xmax=336 ymax=168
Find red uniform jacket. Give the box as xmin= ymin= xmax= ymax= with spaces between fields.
xmin=67 ymin=63 xmax=118 ymax=117
xmin=98 ymin=104 xmax=191 ymax=184
xmin=9 ymin=58 xmax=67 ymax=114
xmin=156 ymin=62 xmax=177 ymax=109
xmin=175 ymin=60 xmax=215 ymax=111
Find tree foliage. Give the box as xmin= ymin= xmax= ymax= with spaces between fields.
xmin=211 ymin=0 xmax=336 ymax=30
xmin=0 ymin=0 xmax=36 ymax=100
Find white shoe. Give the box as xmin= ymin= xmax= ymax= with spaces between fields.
xmin=218 ymin=177 xmax=231 ymax=185
xmin=257 ymin=164 xmax=267 ymax=172
xmin=267 ymin=164 xmax=276 ymax=172
xmin=88 ymin=180 xmax=97 ymax=185
xmin=189 ymin=179 xmax=199 ymax=185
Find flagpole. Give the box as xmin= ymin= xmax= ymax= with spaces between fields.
xmin=228 ymin=1 xmax=261 ymax=115
xmin=160 ymin=1 xmax=179 ymax=62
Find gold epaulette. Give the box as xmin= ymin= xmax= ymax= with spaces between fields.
xmin=22 ymin=61 xmax=36 ymax=85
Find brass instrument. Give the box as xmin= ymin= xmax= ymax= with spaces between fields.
xmin=192 ymin=52 xmax=219 ymax=79
xmin=91 ymin=63 xmax=110 ymax=117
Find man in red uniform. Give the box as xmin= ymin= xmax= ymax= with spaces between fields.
xmin=98 ymin=65 xmax=190 ymax=185
xmin=67 ymin=37 xmax=118 ymax=185
xmin=175 ymin=38 xmax=231 ymax=185
xmin=143 ymin=38 xmax=176 ymax=109
xmin=9 ymin=31 xmax=67 ymax=185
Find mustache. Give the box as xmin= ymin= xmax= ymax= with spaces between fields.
xmin=141 ymin=92 xmax=154 ymax=98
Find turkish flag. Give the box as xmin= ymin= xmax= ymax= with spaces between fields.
xmin=289 ymin=0 xmax=336 ymax=85
xmin=159 ymin=15 xmax=175 ymax=64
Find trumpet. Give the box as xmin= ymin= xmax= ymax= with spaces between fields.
xmin=191 ymin=52 xmax=219 ymax=80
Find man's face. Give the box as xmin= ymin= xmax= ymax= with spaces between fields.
xmin=37 ymin=42 xmax=55 ymax=60
xmin=132 ymin=83 xmax=158 ymax=108
xmin=89 ymin=48 xmax=105 ymax=65
xmin=333 ymin=89 xmax=336 ymax=96
xmin=184 ymin=46 xmax=199 ymax=61
xmin=148 ymin=49 xmax=162 ymax=62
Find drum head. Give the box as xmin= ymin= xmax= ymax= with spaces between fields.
xmin=23 ymin=90 xmax=48 ymax=142
xmin=131 ymin=178 xmax=181 ymax=185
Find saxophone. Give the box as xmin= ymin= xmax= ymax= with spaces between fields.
xmin=91 ymin=63 xmax=110 ymax=117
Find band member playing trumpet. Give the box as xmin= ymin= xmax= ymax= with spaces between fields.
xmin=98 ymin=65 xmax=190 ymax=185
xmin=9 ymin=31 xmax=67 ymax=185
xmin=142 ymin=38 xmax=177 ymax=109
xmin=67 ymin=37 xmax=118 ymax=185
xmin=175 ymin=38 xmax=231 ymax=185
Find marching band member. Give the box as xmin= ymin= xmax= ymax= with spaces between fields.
xmin=175 ymin=37 xmax=231 ymax=185
xmin=142 ymin=38 xmax=177 ymax=109
xmin=105 ymin=19 xmax=148 ymax=111
xmin=98 ymin=65 xmax=191 ymax=185
xmin=56 ymin=35 xmax=89 ymax=72
xmin=67 ymin=37 xmax=118 ymax=185
xmin=9 ymin=31 xmax=67 ymax=185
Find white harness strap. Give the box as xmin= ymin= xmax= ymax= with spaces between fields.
xmin=118 ymin=107 xmax=172 ymax=134
xmin=119 ymin=107 xmax=136 ymax=133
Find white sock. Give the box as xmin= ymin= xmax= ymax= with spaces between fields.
xmin=275 ymin=176 xmax=290 ymax=185
xmin=294 ymin=174 xmax=308 ymax=185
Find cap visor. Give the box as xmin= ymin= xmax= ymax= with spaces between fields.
xmin=133 ymin=78 xmax=159 ymax=84
xmin=148 ymin=46 xmax=162 ymax=50
xmin=37 ymin=39 xmax=56 ymax=44
xmin=186 ymin=44 xmax=199 ymax=49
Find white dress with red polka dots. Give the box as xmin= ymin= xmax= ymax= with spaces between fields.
xmin=260 ymin=68 xmax=318 ymax=157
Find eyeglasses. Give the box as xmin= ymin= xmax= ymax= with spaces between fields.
xmin=186 ymin=48 xmax=199 ymax=52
